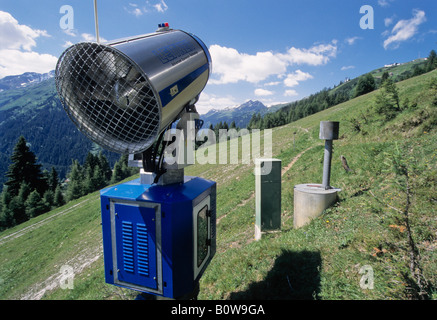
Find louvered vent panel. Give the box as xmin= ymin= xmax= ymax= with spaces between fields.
xmin=136 ymin=223 xmax=149 ymax=276
xmin=121 ymin=221 xmax=134 ymax=273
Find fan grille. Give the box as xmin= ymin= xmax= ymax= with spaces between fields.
xmin=55 ymin=42 xmax=161 ymax=154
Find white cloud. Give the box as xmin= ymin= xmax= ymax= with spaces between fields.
xmin=264 ymin=81 xmax=281 ymax=86
xmin=0 ymin=11 xmax=50 ymax=51
xmin=384 ymin=15 xmax=396 ymax=27
xmin=61 ymin=30 xmax=107 ymax=44
xmin=209 ymin=45 xmax=287 ymax=84
xmin=203 ymin=40 xmax=336 ymax=113
xmin=81 ymin=33 xmax=96 ymax=42
xmin=81 ymin=33 xmax=107 ymax=43
xmin=62 ymin=41 xmax=74 ymax=48
xmin=0 ymin=11 xmax=56 ymax=78
xmin=383 ymin=9 xmax=426 ymax=50
xmin=284 ymin=89 xmax=298 ymax=97
xmin=124 ymin=3 xmax=145 ymax=17
xmin=209 ymin=40 xmax=336 ymax=85
xmin=0 ymin=49 xmax=58 ymax=78
xmin=131 ymin=7 xmax=144 ymax=17
xmin=254 ymin=88 xmax=274 ymax=97
xmin=378 ymin=0 xmax=394 ymax=7
xmin=278 ymin=41 xmax=337 ymax=66
xmin=196 ymin=92 xmax=240 ymax=114
xmin=63 ymin=28 xmax=78 ymax=37
xmin=283 ymin=70 xmax=313 ymax=88
xmin=124 ymin=1 xmax=168 ymax=16
xmin=345 ymin=37 xmax=361 ymax=45
xmin=341 ymin=65 xmax=355 ymax=71
xmin=154 ymin=0 xmax=168 ymax=13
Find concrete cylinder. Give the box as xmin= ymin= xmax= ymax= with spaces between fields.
xmin=293 ymin=184 xmax=340 ymax=228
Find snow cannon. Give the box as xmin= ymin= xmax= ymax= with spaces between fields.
xmin=55 ymin=23 xmax=215 ymax=299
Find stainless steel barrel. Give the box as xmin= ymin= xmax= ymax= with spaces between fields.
xmin=55 ymin=29 xmax=211 ymax=154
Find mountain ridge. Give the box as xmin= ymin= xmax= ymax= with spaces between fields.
xmin=0 ymin=71 xmax=55 ymax=92
xmin=200 ymin=100 xmax=280 ymax=128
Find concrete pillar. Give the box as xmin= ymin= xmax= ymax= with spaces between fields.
xmin=255 ymin=158 xmax=281 ymax=240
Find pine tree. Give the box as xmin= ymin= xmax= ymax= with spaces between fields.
xmin=382 ymin=78 xmax=400 ymax=110
xmin=43 ymin=189 xmax=54 ymax=209
xmin=84 ymin=152 xmax=99 ymax=172
xmin=25 ymin=190 xmax=46 ymax=218
xmin=120 ymin=155 xmax=130 ymax=180
xmin=5 ymin=136 xmax=46 ymax=197
xmin=247 ymin=114 xmax=256 ymax=130
xmin=17 ymin=182 xmax=31 ymax=202
xmin=10 ymin=183 xmax=32 ymax=223
xmin=85 ymin=164 xmax=106 ymax=193
xmin=0 ymin=194 xmax=3 ymax=221
xmin=355 ymin=73 xmax=376 ymax=97
xmin=66 ymin=160 xmax=84 ymax=201
xmin=0 ymin=189 xmax=14 ymax=230
xmin=0 ymin=205 xmax=14 ymax=231
xmin=47 ymin=167 xmax=59 ymax=192
xmin=120 ymin=154 xmax=137 ymax=178
xmin=92 ymin=165 xmax=106 ymax=190
xmin=83 ymin=165 xmax=94 ymax=194
xmin=98 ymin=152 xmax=112 ymax=183
xmin=426 ymin=50 xmax=437 ymax=72
xmin=54 ymin=185 xmax=65 ymax=207
xmin=381 ymin=71 xmax=390 ymax=85
xmin=375 ymin=78 xmax=401 ymax=121
xmin=413 ymin=65 xmax=425 ymax=77
xmin=111 ymin=160 xmax=124 ymax=184
xmin=9 ymin=197 xmax=26 ymax=225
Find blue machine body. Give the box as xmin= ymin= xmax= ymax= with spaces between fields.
xmin=100 ymin=176 xmax=216 ymax=299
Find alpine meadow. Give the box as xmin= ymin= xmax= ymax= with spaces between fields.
xmin=0 ymin=64 xmax=436 ymax=300
xmin=1 ymin=0 xmax=437 ymax=303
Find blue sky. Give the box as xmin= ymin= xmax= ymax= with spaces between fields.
xmin=0 ymin=0 xmax=436 ymax=113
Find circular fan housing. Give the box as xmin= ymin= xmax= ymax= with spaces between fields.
xmin=56 ymin=30 xmax=211 ymax=154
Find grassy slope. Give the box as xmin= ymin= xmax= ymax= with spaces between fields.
xmin=371 ymin=59 xmax=427 ymax=79
xmin=0 ymin=70 xmax=436 ymax=300
xmin=331 ymin=58 xmax=427 ymax=97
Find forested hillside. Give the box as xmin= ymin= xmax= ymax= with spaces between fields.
xmin=0 ymin=136 xmax=137 ymax=231
xmin=0 ymin=78 xmax=120 ymax=189
xmin=247 ymin=53 xmax=435 ymax=131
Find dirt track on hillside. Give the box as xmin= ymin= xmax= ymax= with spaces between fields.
xmin=217 ymin=146 xmax=314 ymax=225
xmin=0 ymin=199 xmax=89 ymax=246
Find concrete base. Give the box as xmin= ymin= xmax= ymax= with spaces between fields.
xmin=293 ymin=184 xmax=341 ymax=228
xmin=254 ymin=224 xmax=281 ymax=241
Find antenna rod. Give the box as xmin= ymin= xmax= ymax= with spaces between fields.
xmin=93 ymin=0 xmax=100 ymax=43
